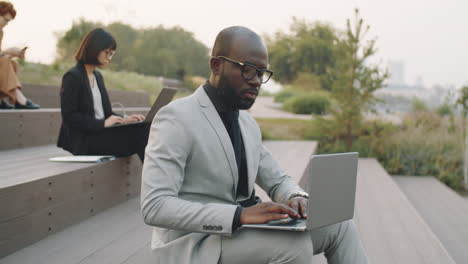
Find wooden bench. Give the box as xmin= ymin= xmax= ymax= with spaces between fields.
xmin=394 ymin=176 xmax=468 ymax=263
xmin=0 ymin=145 xmax=142 ymax=258
xmin=0 ymin=83 xmax=158 ymax=260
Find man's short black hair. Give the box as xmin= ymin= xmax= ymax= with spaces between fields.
xmin=211 ymin=26 xmax=261 ymax=57
xmin=74 ymin=28 xmax=117 ymax=65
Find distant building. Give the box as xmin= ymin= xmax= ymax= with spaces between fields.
xmin=388 ymin=60 xmax=405 ymax=85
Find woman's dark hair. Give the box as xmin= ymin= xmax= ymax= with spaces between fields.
xmin=0 ymin=1 xmax=16 ymax=18
xmin=74 ymin=28 xmax=117 ymax=65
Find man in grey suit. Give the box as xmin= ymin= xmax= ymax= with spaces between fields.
xmin=141 ymin=26 xmax=368 ymax=264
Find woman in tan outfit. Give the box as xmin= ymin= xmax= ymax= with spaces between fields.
xmin=0 ymin=1 xmax=39 ymax=109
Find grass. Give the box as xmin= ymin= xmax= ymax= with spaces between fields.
xmin=19 ymin=62 xmax=162 ymax=103
xmin=255 ymin=118 xmax=320 ymax=140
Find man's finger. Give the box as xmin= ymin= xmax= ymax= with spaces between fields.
xmin=269 ymin=203 xmax=300 ymax=218
xmin=265 ymin=213 xmax=289 ymax=222
xmin=288 ymin=199 xmax=299 ymax=212
xmin=299 ymin=200 xmax=308 ymax=218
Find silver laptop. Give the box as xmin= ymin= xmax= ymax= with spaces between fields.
xmin=111 ymin=87 xmax=177 ymax=127
xmin=242 ymin=152 xmax=358 ymax=231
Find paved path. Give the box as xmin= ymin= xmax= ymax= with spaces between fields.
xmin=250 ymin=96 xmax=403 ymax=124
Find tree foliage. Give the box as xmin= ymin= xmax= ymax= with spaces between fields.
xmin=456 ymin=86 xmax=468 ymax=190
xmin=55 ymin=19 xmax=210 ymax=78
xmin=317 ymin=9 xmax=389 ymax=151
xmin=266 ymin=18 xmax=338 ymax=90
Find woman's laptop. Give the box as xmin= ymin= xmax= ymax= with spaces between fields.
xmin=111 ymin=87 xmax=177 ymax=127
xmin=242 ymin=152 xmax=359 ymax=231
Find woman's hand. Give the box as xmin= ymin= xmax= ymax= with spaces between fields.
xmin=4 ymin=47 xmax=27 ymax=58
xmin=104 ymin=115 xmax=124 ymax=127
xmin=122 ymin=114 xmax=145 ymax=124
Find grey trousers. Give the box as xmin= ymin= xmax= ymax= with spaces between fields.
xmin=219 ymin=220 xmax=368 ymax=264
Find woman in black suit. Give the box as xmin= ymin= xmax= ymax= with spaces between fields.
xmin=57 ymin=28 xmax=150 ymax=162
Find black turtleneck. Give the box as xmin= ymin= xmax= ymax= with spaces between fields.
xmin=203 ymin=82 xmax=258 ymax=231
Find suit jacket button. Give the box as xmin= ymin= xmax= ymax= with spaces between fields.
xmin=218 ymin=226 xmax=223 ymax=231
xmin=203 ymin=225 xmax=207 ymax=230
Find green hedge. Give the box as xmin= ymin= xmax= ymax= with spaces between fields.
xmin=283 ymin=94 xmax=330 ymax=115
xmin=274 ymin=90 xmax=299 ymax=103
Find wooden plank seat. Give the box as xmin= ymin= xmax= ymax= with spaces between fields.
xmin=21 ymin=84 xmax=151 ymax=108
xmin=0 ymin=145 xmax=142 ymax=258
xmin=0 ymin=108 xmax=149 ymax=151
xmin=394 ymin=176 xmax=468 ymax=264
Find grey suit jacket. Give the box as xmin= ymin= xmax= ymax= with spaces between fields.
xmin=141 ymin=86 xmax=304 ymax=263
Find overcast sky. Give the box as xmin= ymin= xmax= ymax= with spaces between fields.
xmin=2 ymin=0 xmax=467 ymax=87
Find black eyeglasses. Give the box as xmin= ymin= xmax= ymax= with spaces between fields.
xmin=104 ymin=50 xmax=116 ymax=60
xmin=216 ymin=56 xmax=273 ymax=84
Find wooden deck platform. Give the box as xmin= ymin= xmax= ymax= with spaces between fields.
xmin=0 ymin=145 xmax=142 ymax=257
xmin=351 ymin=160 xmax=455 ymax=263
xmin=1 ymin=141 xmax=457 ymax=263
xmin=308 ymin=159 xmax=456 ymax=264
xmin=1 ymin=140 xmax=317 ymax=263
xmin=255 ymin=140 xmax=317 ymax=201
xmin=394 ymin=176 xmax=468 ymax=264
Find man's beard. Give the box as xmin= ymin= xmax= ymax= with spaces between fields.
xmin=217 ymin=76 xmax=257 ymax=110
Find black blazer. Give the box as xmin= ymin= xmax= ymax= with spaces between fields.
xmin=57 ymin=63 xmax=116 ymax=154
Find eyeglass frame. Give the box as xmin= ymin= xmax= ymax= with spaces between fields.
xmin=215 ymin=55 xmax=273 ymax=84
xmin=104 ymin=49 xmax=116 ymax=60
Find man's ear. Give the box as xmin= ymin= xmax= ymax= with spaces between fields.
xmin=210 ymin=57 xmax=223 ymax=76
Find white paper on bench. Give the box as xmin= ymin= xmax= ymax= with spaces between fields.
xmin=49 ymin=155 xmax=116 ymax=163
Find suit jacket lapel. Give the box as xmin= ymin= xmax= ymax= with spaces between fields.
xmin=195 ymin=87 xmax=239 ymax=194
xmin=77 ymin=63 xmax=95 ymax=115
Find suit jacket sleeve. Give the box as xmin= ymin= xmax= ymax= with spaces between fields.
xmin=256 ymin=144 xmax=305 ymax=204
xmin=141 ymin=105 xmax=238 ymax=235
xmin=60 ymin=71 xmax=105 ymax=131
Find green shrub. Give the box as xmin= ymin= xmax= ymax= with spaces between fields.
xmin=283 ymin=94 xmax=330 ymax=115
xmin=436 ymin=103 xmax=453 ymax=116
xmin=317 ymin=114 xmax=464 ymax=191
xmin=411 ymin=97 xmax=428 ymax=112
xmin=274 ymin=90 xmax=299 ymax=103
xmin=290 ymin=72 xmax=322 ymax=92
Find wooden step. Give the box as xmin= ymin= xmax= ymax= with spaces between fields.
xmin=309 ymin=159 xmax=455 ymax=264
xmin=0 ymin=108 xmax=149 ymax=151
xmin=0 ymin=145 xmax=142 ymax=257
xmin=394 ymin=176 xmax=468 ymax=264
xmin=255 ymin=140 xmax=317 ymax=201
xmin=3 ymin=141 xmax=454 ymax=263
xmin=0 ymin=140 xmax=317 ymax=263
